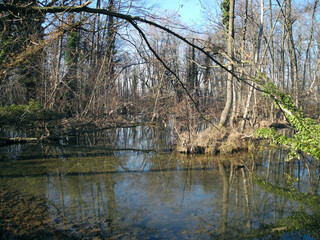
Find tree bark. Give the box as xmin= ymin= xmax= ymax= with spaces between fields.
xmin=105 ymin=0 xmax=117 ymax=111
xmin=241 ymin=0 xmax=264 ymax=132
xmin=302 ymin=0 xmax=318 ymax=90
xmin=286 ymin=0 xmax=299 ymax=106
xmin=219 ymin=0 xmax=235 ymax=127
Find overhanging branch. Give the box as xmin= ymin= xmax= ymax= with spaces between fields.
xmin=129 ymin=20 xmax=220 ymax=131
xmin=0 ymin=2 xmax=236 ymax=79
xmin=0 ymin=2 xmax=272 ymax=105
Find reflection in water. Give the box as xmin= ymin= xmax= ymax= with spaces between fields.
xmin=0 ymin=127 xmax=320 ymax=239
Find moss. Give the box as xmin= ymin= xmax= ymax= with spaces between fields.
xmin=0 ymin=100 xmax=59 ymax=127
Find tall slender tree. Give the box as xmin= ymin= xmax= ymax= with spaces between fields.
xmin=64 ymin=14 xmax=80 ymax=116
xmin=104 ymin=0 xmax=117 ymax=110
xmin=219 ymin=0 xmax=235 ymax=127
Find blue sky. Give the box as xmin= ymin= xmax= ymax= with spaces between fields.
xmin=149 ymin=0 xmax=203 ymax=24
xmin=86 ymin=0 xmax=220 ymax=26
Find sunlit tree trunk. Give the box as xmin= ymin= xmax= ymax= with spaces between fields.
xmin=241 ymin=0 xmax=264 ymax=132
xmin=280 ymin=6 xmax=286 ymax=91
xmin=302 ymin=0 xmax=318 ymax=91
xmin=203 ymin=38 xmax=211 ymax=106
xmin=286 ymin=0 xmax=299 ymax=106
xmin=219 ymin=0 xmax=235 ymax=127
xmin=269 ymin=0 xmax=275 ymax=121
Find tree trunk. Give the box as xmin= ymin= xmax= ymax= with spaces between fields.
xmin=302 ymin=0 xmax=318 ymax=90
xmin=286 ymin=0 xmax=299 ymax=106
xmin=105 ymin=0 xmax=117 ymax=111
xmin=241 ymin=0 xmax=264 ymax=132
xmin=219 ymin=0 xmax=235 ymax=127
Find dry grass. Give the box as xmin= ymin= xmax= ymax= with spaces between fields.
xmin=176 ymin=126 xmax=253 ymax=154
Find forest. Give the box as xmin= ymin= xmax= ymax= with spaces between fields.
xmin=1 ymin=1 xmax=320 ymax=239
xmin=0 ymin=0 xmax=320 ymax=153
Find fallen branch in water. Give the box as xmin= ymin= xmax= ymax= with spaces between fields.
xmin=0 ymin=122 xmax=158 ymax=146
xmin=66 ymin=122 xmax=157 ymax=134
xmin=0 ymin=137 xmax=38 ymax=146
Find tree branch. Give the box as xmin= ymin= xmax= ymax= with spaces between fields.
xmin=0 ymin=3 xmax=236 ymax=80
xmin=0 ymin=2 xmax=277 ymax=110
xmin=129 ymin=20 xmax=220 ymax=131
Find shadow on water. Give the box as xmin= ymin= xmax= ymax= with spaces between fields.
xmin=0 ymin=167 xmax=217 ymax=178
xmin=1 ymin=126 xmax=320 ymax=239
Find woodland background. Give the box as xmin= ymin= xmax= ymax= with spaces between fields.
xmin=0 ymin=0 xmax=319 ymax=138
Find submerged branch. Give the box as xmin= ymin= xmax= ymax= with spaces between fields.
xmin=0 ymin=137 xmax=38 ymax=146
xmin=66 ymin=122 xmax=157 ymax=134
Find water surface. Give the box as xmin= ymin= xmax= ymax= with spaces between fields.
xmin=1 ymin=127 xmax=319 ymax=239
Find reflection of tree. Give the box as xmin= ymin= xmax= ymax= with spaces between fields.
xmin=217 ymin=159 xmax=254 ymax=238
xmin=41 ymin=155 xmax=121 ymax=237
xmin=254 ymin=174 xmax=320 ymax=239
xmin=241 ymin=167 xmax=251 ymax=230
xmin=213 ymin=149 xmax=320 ymax=238
xmin=218 ymin=161 xmax=230 ymax=238
xmin=302 ymin=154 xmax=320 ymax=194
xmin=105 ymin=170 xmax=117 ymax=232
xmin=2 ymin=145 xmax=320 ymax=239
xmin=0 ymin=184 xmax=78 ymax=239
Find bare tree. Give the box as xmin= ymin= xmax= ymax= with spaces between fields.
xmin=219 ymin=0 xmax=235 ymax=127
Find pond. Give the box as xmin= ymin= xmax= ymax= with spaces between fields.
xmin=0 ymin=126 xmax=319 ymax=239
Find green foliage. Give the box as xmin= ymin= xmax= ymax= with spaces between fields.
xmin=0 ymin=100 xmax=59 ymax=127
xmin=66 ymin=30 xmax=79 ymax=66
xmin=221 ymin=0 xmax=230 ymax=31
xmin=0 ymin=38 xmax=12 ymax=64
xmin=254 ymin=175 xmax=320 ymax=238
xmin=280 ymin=209 xmax=320 ymax=239
xmin=255 ymin=81 xmax=320 ymax=161
xmin=254 ymin=175 xmax=320 ymax=208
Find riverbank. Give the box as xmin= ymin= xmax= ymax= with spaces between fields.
xmin=175 ymin=120 xmax=289 ymax=154
xmin=1 ymin=115 xmax=289 ymax=157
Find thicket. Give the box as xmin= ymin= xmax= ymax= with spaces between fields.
xmin=0 ymin=100 xmax=59 ymax=128
xmin=0 ymin=1 xmax=319 ymax=152
xmin=256 ymin=82 xmax=320 ymax=161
